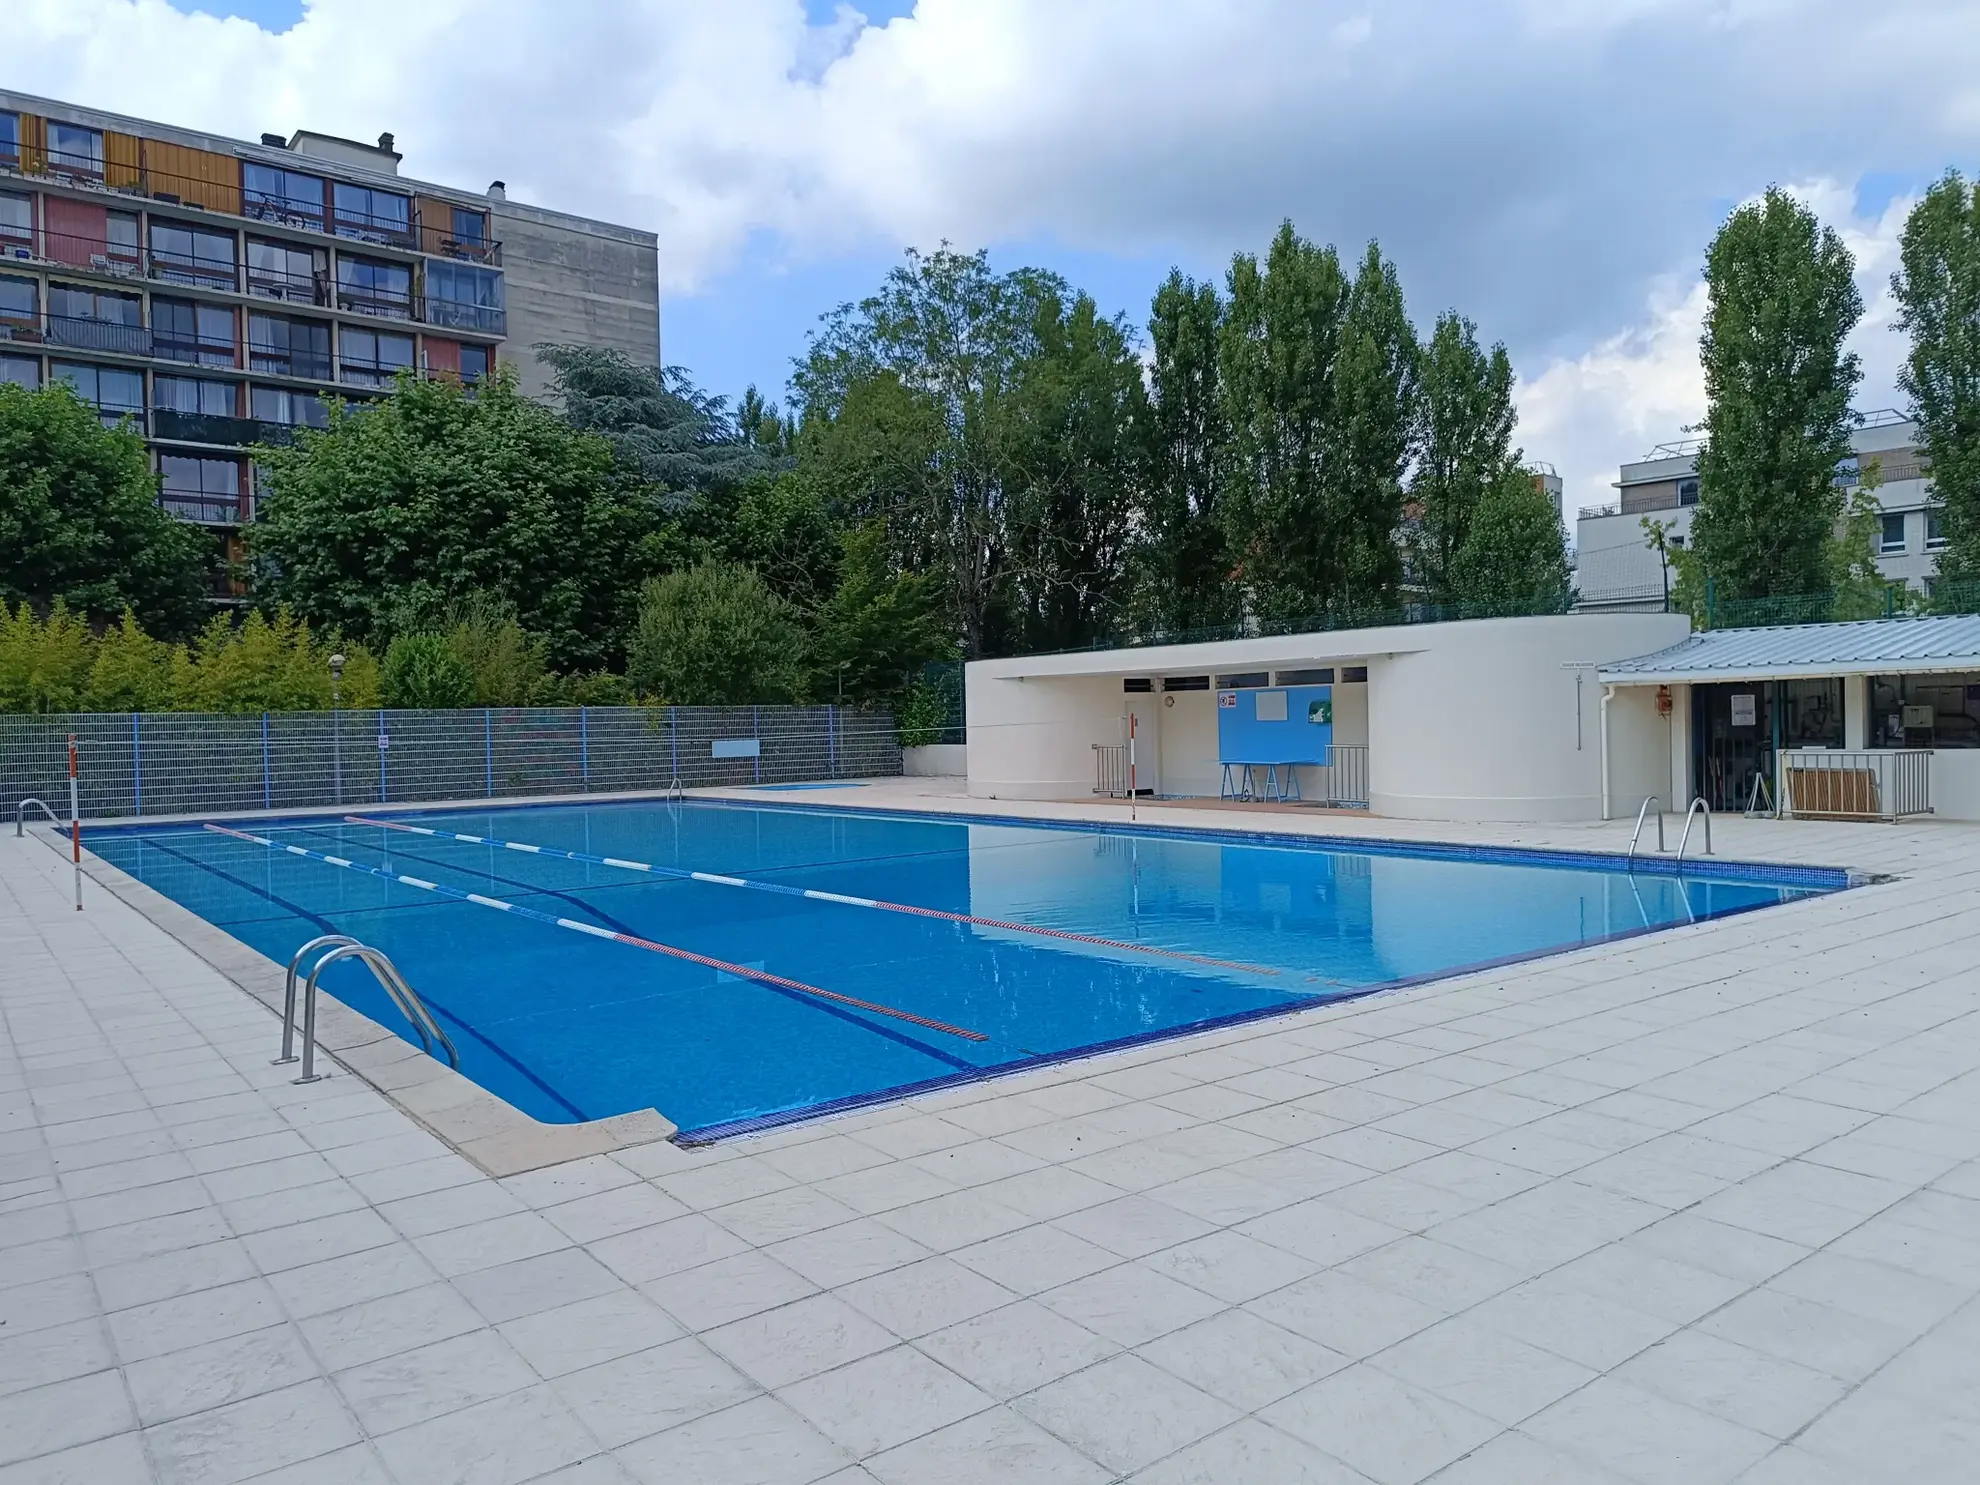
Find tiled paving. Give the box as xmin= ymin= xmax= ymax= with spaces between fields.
xmin=2 ymin=796 xmax=1978 ymax=1483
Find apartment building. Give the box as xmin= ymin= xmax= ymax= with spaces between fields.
xmin=1573 ymin=411 xmax=1943 ymax=611
xmin=0 ymin=89 xmax=659 ymax=567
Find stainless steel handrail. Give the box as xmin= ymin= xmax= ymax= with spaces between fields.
xmin=1676 ymin=798 xmax=1713 ymax=865
xmin=13 ymin=798 xmax=61 ymax=837
xmin=1625 ymin=795 xmax=1664 ymax=865
xmin=289 ymin=939 xmax=459 ymax=1084
xmin=278 ymin=935 xmax=360 ymax=1065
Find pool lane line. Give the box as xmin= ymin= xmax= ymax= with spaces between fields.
xmin=343 ymin=815 xmax=1285 ymax=982
xmin=279 ymin=824 xmax=985 ymax=1074
xmin=203 ymin=823 xmax=988 ymax=1044
xmin=140 ymin=832 xmax=591 ymax=1120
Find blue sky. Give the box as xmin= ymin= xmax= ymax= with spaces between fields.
xmin=42 ymin=0 xmax=1979 ymax=499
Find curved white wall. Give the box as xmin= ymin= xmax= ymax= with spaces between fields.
xmin=1366 ymin=614 xmax=1689 ymax=821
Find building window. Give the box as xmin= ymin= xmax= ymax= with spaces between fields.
xmin=1275 ymin=669 xmax=1335 ymax=685
xmin=450 ymin=206 xmax=486 ymax=249
xmin=339 ymin=326 xmax=413 ymax=387
xmin=52 ymin=362 xmax=144 ymax=427
xmin=0 ymin=113 xmax=18 ymax=168
xmin=1162 ymin=676 xmax=1209 ymax=692
xmin=103 ymin=212 xmax=141 ymax=270
xmin=159 ymin=454 xmax=242 ymax=523
xmin=153 ymin=299 xmax=237 ymax=367
xmin=45 ymin=284 xmax=145 ymax=354
xmin=1870 ymin=672 xmax=1980 ymax=749
xmin=335 ymin=256 xmax=412 ymax=318
xmin=248 ymin=313 xmax=332 ymax=379
xmin=424 ymin=261 xmax=504 ymax=333
xmin=149 ymin=221 xmax=236 ymax=289
xmin=1880 ymin=512 xmax=1907 ymax=555
xmin=47 ymin=122 xmax=103 ymax=179
xmin=1342 ymin=666 xmax=1369 ymax=682
xmin=154 ymin=376 xmax=237 ymax=417
xmin=242 ymin=163 xmax=326 ymax=229
xmin=459 ymin=343 xmax=490 ymax=382
xmin=1927 ymin=509 xmax=1948 ymax=551
xmin=0 ymin=191 xmax=31 ymax=247
xmin=1779 ymin=678 xmax=1846 ymax=748
xmin=1677 ymin=477 xmax=1700 ymax=507
xmin=1215 ymin=672 xmax=1270 ymax=689
xmin=0 ymin=274 xmax=35 ymax=325
xmin=246 ymin=239 xmax=326 ymax=303
xmin=332 ymin=182 xmax=411 ymax=244
xmin=250 ymin=384 xmax=330 ymax=428
xmin=0 ymin=355 xmax=38 ymax=389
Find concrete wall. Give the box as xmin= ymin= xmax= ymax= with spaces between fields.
xmin=902 ymin=744 xmax=967 ymax=777
xmin=964 ymin=673 xmax=1125 ymax=799
xmin=1930 ymin=751 xmax=1980 ymax=821
xmin=1362 ymin=614 xmax=1690 ymax=821
xmin=493 ymin=200 xmax=660 ymax=401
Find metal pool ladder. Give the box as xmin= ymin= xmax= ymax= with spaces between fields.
xmin=279 ymin=935 xmax=459 ymax=1085
xmin=13 ymin=798 xmax=61 ymax=836
xmin=1625 ymin=795 xmax=1665 ymax=866
xmin=1676 ymin=798 xmax=1713 ymax=866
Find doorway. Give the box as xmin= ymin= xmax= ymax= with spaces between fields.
xmin=1691 ymin=679 xmax=1845 ymax=811
xmin=1121 ymin=684 xmax=1162 ymax=796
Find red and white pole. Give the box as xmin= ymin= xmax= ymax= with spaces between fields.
xmin=67 ymin=734 xmax=82 ymax=911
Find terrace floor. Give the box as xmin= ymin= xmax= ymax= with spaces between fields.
xmin=2 ymin=789 xmax=1978 ymax=1484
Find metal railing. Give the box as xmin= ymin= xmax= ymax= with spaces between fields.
xmin=1626 ymin=795 xmax=1664 ymax=864
xmin=1780 ymin=750 xmax=1932 ymax=822
xmin=0 ymin=705 xmax=905 ymax=822
xmin=1313 ymin=745 xmax=1370 ymax=808
xmin=1676 ymin=798 xmax=1712 ymax=864
xmin=13 ymin=797 xmax=60 ymax=836
xmin=44 ymin=312 xmax=150 ymax=355
xmin=281 ymin=935 xmax=457 ymax=1085
xmin=152 ymin=409 xmax=301 ymax=447
xmin=1093 ymin=743 xmax=1128 ymax=798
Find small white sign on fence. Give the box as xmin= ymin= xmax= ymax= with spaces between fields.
xmin=711 ymin=738 xmax=761 ymax=759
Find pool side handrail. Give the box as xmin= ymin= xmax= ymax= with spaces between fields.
xmin=291 ymin=939 xmax=460 ymax=1084
xmin=13 ymin=798 xmax=61 ymax=837
xmin=1676 ymin=798 xmax=1713 ymax=866
xmin=1625 ymin=795 xmax=1665 ymax=866
xmin=279 ymin=935 xmax=360 ymax=1065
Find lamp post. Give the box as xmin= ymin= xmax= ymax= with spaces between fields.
xmin=329 ymin=653 xmax=345 ymax=807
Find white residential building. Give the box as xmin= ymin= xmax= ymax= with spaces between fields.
xmin=1573 ymin=411 xmax=1944 ymax=611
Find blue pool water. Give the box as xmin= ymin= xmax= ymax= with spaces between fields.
xmin=87 ymin=801 xmax=1842 ymax=1138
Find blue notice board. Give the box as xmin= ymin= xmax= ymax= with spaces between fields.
xmin=1217 ymin=685 xmax=1334 ymax=764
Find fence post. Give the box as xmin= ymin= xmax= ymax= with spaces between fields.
xmin=261 ymin=713 xmax=272 ymax=811
xmin=131 ymin=713 xmax=142 ymax=817
xmin=753 ymin=705 xmax=761 ymax=784
xmin=828 ymin=705 xmax=837 ymax=779
xmin=580 ymin=706 xmax=590 ymax=792
xmin=484 ymin=708 xmax=494 ymax=798
xmin=669 ymin=706 xmax=679 ymax=786
xmin=1706 ymin=577 xmax=1717 ymax=629
xmin=378 ymin=710 xmax=388 ymax=804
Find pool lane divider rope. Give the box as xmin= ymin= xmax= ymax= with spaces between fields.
xmin=199 ymin=823 xmax=987 ymax=1043
xmin=342 ymin=815 xmax=1285 ymax=981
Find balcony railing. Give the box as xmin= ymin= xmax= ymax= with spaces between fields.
xmin=152 ymin=333 xmax=238 ymax=368
xmin=335 ymin=287 xmax=414 ymax=321
xmin=45 ymin=313 xmax=151 ymax=355
xmin=248 ymin=347 xmax=334 ymax=380
xmin=415 ymin=211 xmax=503 ymax=267
xmin=1578 ymin=502 xmax=1622 ymax=521
xmin=160 ymin=492 xmax=244 ymax=525
xmin=422 ymin=299 xmax=506 ymax=335
xmin=153 ymin=408 xmax=304 ymax=446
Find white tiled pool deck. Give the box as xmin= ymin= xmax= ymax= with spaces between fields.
xmin=3 ymin=788 xmax=1978 ymax=1484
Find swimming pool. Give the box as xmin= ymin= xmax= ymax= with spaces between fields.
xmin=87 ymin=800 xmax=1844 ymax=1139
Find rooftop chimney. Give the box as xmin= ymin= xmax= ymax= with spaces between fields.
xmin=259 ymin=133 xmax=286 ymax=148
xmin=488 ymin=180 xmax=507 ymax=201
xmin=377 ymin=132 xmax=395 ymax=154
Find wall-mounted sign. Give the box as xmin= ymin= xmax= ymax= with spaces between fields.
xmin=1218 ymin=691 xmax=1238 ymax=708
xmin=1730 ymin=694 xmax=1756 ymax=728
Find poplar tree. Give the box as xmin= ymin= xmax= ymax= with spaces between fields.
xmin=1691 ymin=188 xmax=1863 ymax=602
xmin=1326 ymin=242 xmax=1420 ymax=608
xmin=1410 ymin=312 xmax=1518 ymax=605
xmin=1141 ymin=270 xmax=1234 ymax=632
xmin=1891 ymin=170 xmax=1980 ymax=590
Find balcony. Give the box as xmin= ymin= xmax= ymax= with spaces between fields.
xmin=422 ymin=299 xmax=506 ymax=336
xmin=45 ymin=313 xmax=151 ymax=355
xmin=151 ymin=409 xmax=302 ymax=446
xmin=160 ymin=492 xmax=244 ymax=525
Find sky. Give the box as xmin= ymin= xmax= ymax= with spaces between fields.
xmin=9 ymin=0 xmax=1980 ymax=512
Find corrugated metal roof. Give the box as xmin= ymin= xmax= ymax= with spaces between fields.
xmin=1601 ymin=615 xmax=1980 ymax=682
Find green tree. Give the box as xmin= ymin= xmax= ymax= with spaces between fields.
xmin=439 ymin=596 xmax=552 ymax=707
xmin=1411 ymin=312 xmax=1519 ymax=604
xmin=1691 ymin=187 xmax=1863 ymax=601
xmin=0 ymin=381 xmax=209 ymax=636
xmin=1327 ymin=242 xmax=1421 ymax=607
xmin=537 ymin=345 xmax=784 ymax=504
xmin=250 ymin=370 xmax=643 ymax=671
xmin=795 ymin=246 xmax=1064 ymax=658
xmin=810 ymin=522 xmax=954 ymax=704
xmin=84 ymin=610 xmax=177 ymax=712
xmin=174 ymin=609 xmax=341 ymax=713
xmin=626 ymin=562 xmax=805 ymax=704
xmin=381 ymin=632 xmax=476 ymax=709
xmin=723 ymin=472 xmax=844 ymax=615
xmin=0 ymin=600 xmax=95 ymax=713
xmin=1140 ymin=270 xmax=1234 ymax=632
xmin=1891 ymin=171 xmax=1980 ymax=587
xmin=1449 ymin=468 xmax=1574 ymax=614
xmin=999 ymin=288 xmax=1149 ymax=652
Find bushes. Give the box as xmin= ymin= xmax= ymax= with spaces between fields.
xmin=627 ymin=563 xmax=805 ymax=705
xmin=381 ymin=633 xmax=476 ymax=709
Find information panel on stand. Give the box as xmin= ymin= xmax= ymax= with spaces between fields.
xmin=1216 ymin=685 xmax=1334 ymax=764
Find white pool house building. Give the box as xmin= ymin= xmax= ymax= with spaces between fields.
xmin=962 ymin=612 xmax=1980 ymax=824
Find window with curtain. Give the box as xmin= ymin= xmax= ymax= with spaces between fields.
xmin=150 ymin=221 xmax=237 ymax=288
xmin=154 ymin=376 xmax=237 ymax=417
xmin=159 ymin=455 xmax=242 ymax=523
xmin=0 ymin=356 xmax=38 ymax=389
xmin=53 ymin=361 xmax=144 ymax=426
xmin=338 ymin=326 xmax=413 ymax=387
xmin=0 ymin=191 xmax=31 ymax=243
xmin=250 ymin=384 xmax=330 ymax=428
xmin=0 ymin=274 xmax=35 ymax=324
xmin=332 ymin=183 xmax=411 ymax=243
xmin=424 ymin=261 xmax=504 ymax=332
xmin=248 ymin=313 xmax=332 ymax=379
xmin=47 ymin=123 xmax=103 ymax=177
xmin=247 ymin=239 xmax=325 ymax=302
xmin=243 ymin=163 xmax=326 ymax=228
xmin=153 ymin=299 xmax=237 ymax=367
xmin=335 ymin=256 xmax=412 ymax=318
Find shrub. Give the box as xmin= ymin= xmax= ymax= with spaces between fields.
xmin=381 ymin=632 xmax=476 ymax=709
xmin=626 ymin=562 xmax=805 ymax=705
